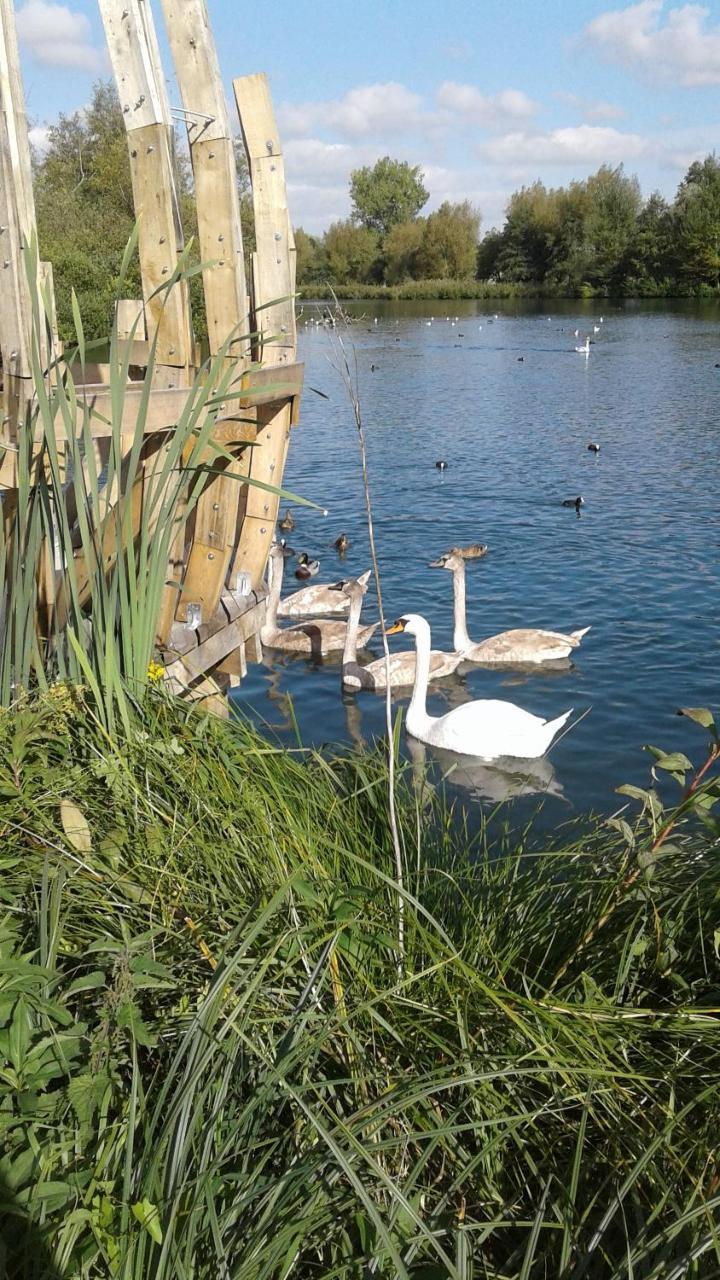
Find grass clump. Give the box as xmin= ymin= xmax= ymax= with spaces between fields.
xmin=1 ymin=691 xmax=719 ymax=1278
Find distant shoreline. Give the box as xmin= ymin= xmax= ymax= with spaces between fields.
xmin=300 ymin=279 xmax=720 ymax=303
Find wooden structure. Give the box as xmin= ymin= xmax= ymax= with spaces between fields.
xmin=0 ymin=0 xmax=302 ymax=699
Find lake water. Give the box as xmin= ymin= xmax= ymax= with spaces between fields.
xmin=231 ymin=299 xmax=720 ymax=823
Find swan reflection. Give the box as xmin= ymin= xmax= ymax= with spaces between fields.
xmin=406 ymin=737 xmax=565 ymax=804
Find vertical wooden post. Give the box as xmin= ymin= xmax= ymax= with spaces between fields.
xmin=0 ymin=0 xmax=41 ymax=431
xmin=98 ymin=0 xmax=193 ymax=387
xmin=159 ymin=0 xmax=252 ymax=623
xmin=231 ymin=73 xmax=296 ymax=590
xmin=98 ymin=0 xmax=195 ymax=644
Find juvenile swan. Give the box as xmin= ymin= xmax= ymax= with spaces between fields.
xmin=262 ymin=546 xmax=378 ymax=654
xmin=387 ymin=614 xmax=573 ymax=759
xmin=338 ymin=578 xmax=460 ymax=690
xmin=430 ymin=546 xmax=590 ymax=663
xmin=279 ymin=568 xmax=371 ymax=618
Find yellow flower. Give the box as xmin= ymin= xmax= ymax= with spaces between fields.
xmin=147 ymin=661 xmax=165 ymax=684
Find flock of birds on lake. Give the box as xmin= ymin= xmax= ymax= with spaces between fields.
xmin=257 ymin=310 xmax=615 ymax=764
xmin=263 ymin=526 xmax=590 ymax=763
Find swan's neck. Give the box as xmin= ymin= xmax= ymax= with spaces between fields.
xmin=342 ymin=593 xmax=364 ymax=667
xmin=407 ymin=624 xmax=432 ymax=737
xmin=451 ymin=562 xmax=472 ymax=651
xmin=266 ymin=553 xmax=282 ymax=628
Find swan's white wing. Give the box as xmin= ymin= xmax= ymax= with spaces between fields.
xmin=426 ymin=698 xmax=548 ymax=758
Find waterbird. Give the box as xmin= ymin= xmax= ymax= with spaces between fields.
xmin=337 ymin=579 xmax=460 ymax=690
xmin=575 ymin=336 xmax=590 ymax=355
xmin=370 ymin=363 xmax=378 ymax=371
xmin=295 ymin=553 xmax=320 ymax=580
xmin=593 ymin=324 xmax=601 ymax=334
xmin=262 ymin=546 xmax=377 ymax=652
xmin=279 ymin=509 xmax=295 ymax=532
xmin=334 ymin=533 xmax=349 ymax=554
xmin=430 ymin=546 xmax=591 ymax=664
xmin=517 ymin=356 xmax=524 ymax=362
xmin=562 ymin=496 xmax=584 ymax=511
xmin=279 ymin=565 xmax=371 ymax=619
xmin=435 ymin=460 xmax=448 ymax=471
xmin=386 ymin=615 xmax=573 ymax=759
xmin=588 ymin=442 xmax=601 ymax=453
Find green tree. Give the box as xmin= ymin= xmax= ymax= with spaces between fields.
xmin=583 ymin=164 xmax=642 ymax=289
xmin=672 ymin=154 xmax=720 ymax=287
xmin=620 ymin=191 xmax=673 ymax=292
xmin=323 ymin=220 xmax=381 ymax=283
xmin=350 ymin=157 xmax=428 ymax=235
xmin=476 ymin=228 xmax=504 ymax=280
xmin=383 ymin=218 xmax=424 ymax=283
xmin=33 ymin=81 xmax=141 ymax=339
xmin=294 ymin=227 xmax=326 ymax=285
xmin=415 ymin=201 xmax=480 ymax=279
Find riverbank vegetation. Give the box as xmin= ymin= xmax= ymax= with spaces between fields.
xmin=33 ymin=83 xmax=720 ymax=339
xmin=2 ymin=684 xmax=720 ymax=1277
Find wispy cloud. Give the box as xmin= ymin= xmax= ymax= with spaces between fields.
xmin=480 ymin=125 xmax=649 ymax=166
xmin=553 ymin=90 xmax=625 ymax=122
xmin=584 ymin=0 xmax=720 ymax=86
xmin=436 ymin=83 xmax=538 ymax=127
xmin=16 ymin=0 xmax=106 ymax=71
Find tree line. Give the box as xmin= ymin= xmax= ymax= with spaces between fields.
xmin=297 ymin=154 xmax=720 ymax=296
xmin=30 ymin=81 xmax=720 ymax=341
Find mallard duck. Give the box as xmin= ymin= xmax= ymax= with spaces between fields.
xmin=430 ymin=546 xmax=590 ymax=664
xmin=562 ymin=496 xmax=584 ymax=511
xmin=279 ymin=509 xmax=295 ymax=532
xmin=279 ymin=568 xmax=371 ymax=618
xmin=334 ymin=533 xmax=349 ymax=554
xmin=261 ymin=547 xmax=378 ymax=655
xmin=387 ymin=615 xmax=573 ymax=760
xmin=295 ymin=553 xmax=320 ymax=580
xmin=337 ymin=579 xmax=460 ymax=690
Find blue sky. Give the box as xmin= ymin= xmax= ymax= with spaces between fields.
xmin=16 ymin=0 xmax=720 ymax=233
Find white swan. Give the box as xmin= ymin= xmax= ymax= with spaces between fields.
xmin=430 ymin=547 xmax=590 ymax=663
xmin=387 ymin=614 xmax=573 ymax=760
xmin=262 ymin=546 xmax=378 ymax=654
xmin=575 ymin=336 xmax=590 ymax=355
xmin=338 ymin=578 xmax=460 ymax=690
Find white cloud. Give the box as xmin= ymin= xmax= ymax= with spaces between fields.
xmin=480 ymin=125 xmax=649 ymax=166
xmin=284 ymin=138 xmax=384 ymax=187
xmin=585 ymin=0 xmax=720 ymax=86
xmin=436 ymin=82 xmax=538 ymax=127
xmin=16 ymin=0 xmax=105 ymax=71
xmin=553 ymin=91 xmax=625 ymax=122
xmin=279 ymin=83 xmax=427 ymax=140
xmin=444 ymin=39 xmax=473 ymax=63
xmin=28 ymin=124 xmax=51 ymax=153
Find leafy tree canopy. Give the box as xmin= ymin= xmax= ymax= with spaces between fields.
xmin=350 ymin=157 xmax=429 ymax=235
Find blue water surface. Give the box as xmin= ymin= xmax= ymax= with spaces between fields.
xmin=231 ymin=299 xmax=720 ymax=823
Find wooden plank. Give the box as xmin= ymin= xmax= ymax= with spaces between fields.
xmin=160 ymin=0 xmax=250 ymax=622
xmin=231 ymin=74 xmax=298 ymax=589
xmin=116 ymin=298 xmax=146 ymax=341
xmin=98 ymin=0 xmax=193 ymax=375
xmin=164 ymin=595 xmax=265 ymax=682
xmin=0 ymin=0 xmax=39 ymax=381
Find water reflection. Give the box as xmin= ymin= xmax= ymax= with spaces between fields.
xmin=406 ymin=737 xmax=566 ymax=804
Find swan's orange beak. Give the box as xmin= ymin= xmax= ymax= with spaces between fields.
xmin=386 ymin=620 xmax=406 ymax=635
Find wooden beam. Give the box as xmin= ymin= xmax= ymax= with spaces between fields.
xmin=0 ymin=0 xmax=40 ymax=382
xmin=160 ymin=0 xmax=251 ymax=623
xmin=98 ymin=0 xmax=193 ymax=378
xmin=164 ymin=592 xmax=265 ymax=683
xmin=231 ymin=73 xmax=298 ymax=590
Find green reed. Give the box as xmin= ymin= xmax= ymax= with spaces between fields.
xmin=0 ymin=691 xmax=719 ymax=1278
